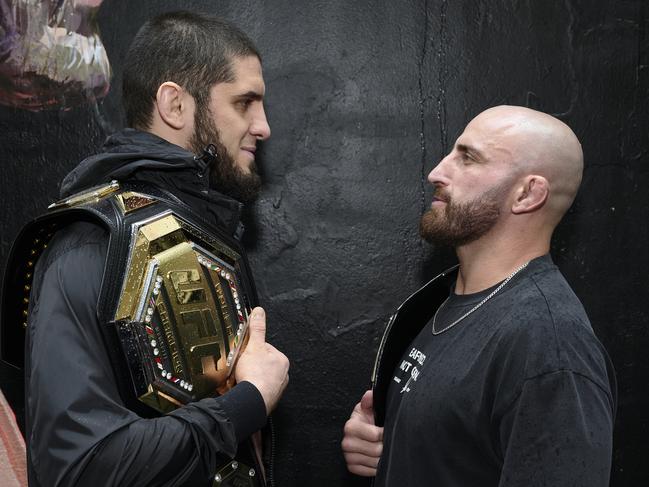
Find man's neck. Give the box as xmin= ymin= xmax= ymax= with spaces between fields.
xmin=147 ymin=123 xmax=192 ymax=152
xmin=454 ymin=234 xmax=549 ymax=294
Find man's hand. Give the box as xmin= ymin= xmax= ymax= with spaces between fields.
xmin=234 ymin=307 xmax=289 ymax=415
xmin=341 ymin=390 xmax=384 ymax=477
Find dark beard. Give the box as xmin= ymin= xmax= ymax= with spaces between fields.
xmin=189 ymin=102 xmax=262 ymax=203
xmin=419 ymin=184 xmax=506 ymax=248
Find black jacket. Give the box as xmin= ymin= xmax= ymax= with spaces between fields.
xmin=24 ymin=130 xmax=267 ymax=486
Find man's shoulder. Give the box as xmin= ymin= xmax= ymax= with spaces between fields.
xmin=503 ymin=264 xmax=591 ymax=334
xmin=27 ymin=221 xmax=108 ymax=333
xmin=39 ymin=221 xmax=109 ymax=272
xmin=30 ymin=222 xmax=109 ymax=301
xmin=492 ymin=266 xmax=610 ymax=381
xmin=51 ymin=221 xmax=108 ymax=247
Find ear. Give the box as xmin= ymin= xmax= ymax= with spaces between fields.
xmin=511 ymin=175 xmax=549 ymax=214
xmin=155 ymin=82 xmax=192 ymax=130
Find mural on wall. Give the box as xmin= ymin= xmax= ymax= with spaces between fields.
xmin=0 ymin=0 xmax=110 ymax=110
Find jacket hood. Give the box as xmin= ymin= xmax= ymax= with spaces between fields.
xmin=60 ymin=128 xmax=244 ymax=237
xmin=61 ymin=129 xmax=201 ymax=196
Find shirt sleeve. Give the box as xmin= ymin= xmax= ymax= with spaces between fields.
xmin=26 ymin=224 xmax=267 ymax=487
xmin=497 ymin=369 xmax=614 ymax=487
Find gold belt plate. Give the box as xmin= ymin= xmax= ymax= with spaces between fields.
xmin=115 ymin=212 xmax=251 ymax=412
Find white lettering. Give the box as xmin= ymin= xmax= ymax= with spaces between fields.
xmin=399 ymin=360 xmax=412 ymax=372
xmin=408 ymin=348 xmax=426 ymax=366
xmin=411 ymin=367 xmax=419 ymax=381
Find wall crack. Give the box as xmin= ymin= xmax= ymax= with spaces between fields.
xmin=417 ymin=0 xmax=431 ymax=222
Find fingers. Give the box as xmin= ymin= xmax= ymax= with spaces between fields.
xmin=344 ymin=452 xmax=381 ymax=469
xmin=341 ymin=435 xmax=383 ymax=458
xmin=342 ymin=417 xmax=383 ymax=477
xmin=246 ymin=307 xmax=266 ymax=346
xmin=360 ymin=389 xmax=373 ymax=412
xmin=343 ymin=416 xmax=383 ymax=448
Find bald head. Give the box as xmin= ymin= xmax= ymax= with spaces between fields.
xmin=468 ymin=105 xmax=583 ymax=223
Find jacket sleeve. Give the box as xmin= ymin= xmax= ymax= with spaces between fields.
xmin=497 ymin=369 xmax=614 ymax=487
xmin=26 ymin=223 xmax=267 ymax=487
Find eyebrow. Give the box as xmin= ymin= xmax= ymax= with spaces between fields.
xmin=235 ymin=90 xmax=264 ymax=101
xmin=456 ymin=143 xmax=485 ymax=160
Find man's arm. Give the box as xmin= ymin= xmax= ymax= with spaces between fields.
xmin=497 ymin=370 xmax=614 ymax=487
xmin=26 ymin=224 xmax=288 ymax=486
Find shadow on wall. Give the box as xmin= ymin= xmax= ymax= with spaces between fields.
xmin=0 ymin=0 xmax=111 ymax=111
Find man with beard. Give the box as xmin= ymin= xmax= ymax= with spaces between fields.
xmin=341 ymin=106 xmax=616 ymax=486
xmin=7 ymin=11 xmax=289 ymax=487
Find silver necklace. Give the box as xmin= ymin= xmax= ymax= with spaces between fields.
xmin=432 ymin=261 xmax=530 ymax=335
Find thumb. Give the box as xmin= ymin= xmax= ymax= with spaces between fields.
xmin=360 ymin=389 xmax=374 ymax=412
xmin=247 ymin=307 xmax=267 ymax=346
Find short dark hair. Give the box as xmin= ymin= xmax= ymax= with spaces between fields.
xmin=122 ymin=11 xmax=260 ymax=129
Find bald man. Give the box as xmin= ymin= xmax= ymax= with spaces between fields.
xmin=342 ymin=106 xmax=616 ymax=486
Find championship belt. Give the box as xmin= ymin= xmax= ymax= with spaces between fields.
xmin=112 ymin=208 xmax=254 ymax=413
xmin=0 ymin=180 xmax=266 ymax=486
xmin=1 ymin=180 xmax=257 ymax=415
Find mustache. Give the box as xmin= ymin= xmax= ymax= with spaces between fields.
xmin=432 ymin=188 xmax=450 ymax=203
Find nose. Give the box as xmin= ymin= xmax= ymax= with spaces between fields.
xmin=251 ymin=104 xmax=271 ymax=141
xmin=427 ymin=151 xmax=453 ymax=186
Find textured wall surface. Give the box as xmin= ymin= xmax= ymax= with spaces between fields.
xmin=0 ymin=1 xmax=647 ymax=485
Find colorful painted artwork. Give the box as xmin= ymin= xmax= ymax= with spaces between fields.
xmin=0 ymin=0 xmax=111 ymax=110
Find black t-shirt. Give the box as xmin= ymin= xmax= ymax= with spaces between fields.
xmin=375 ymin=255 xmax=616 ymax=487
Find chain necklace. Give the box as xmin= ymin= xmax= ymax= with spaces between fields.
xmin=431 ymin=261 xmax=530 ymax=335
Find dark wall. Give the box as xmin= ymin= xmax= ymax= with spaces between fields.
xmin=1 ymin=1 xmax=647 ymax=486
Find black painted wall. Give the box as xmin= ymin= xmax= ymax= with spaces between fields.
xmin=1 ymin=1 xmax=647 ymax=485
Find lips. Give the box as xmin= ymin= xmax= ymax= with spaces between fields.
xmin=241 ymin=146 xmax=256 ymax=160
xmin=432 ymin=189 xmax=450 ymax=204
